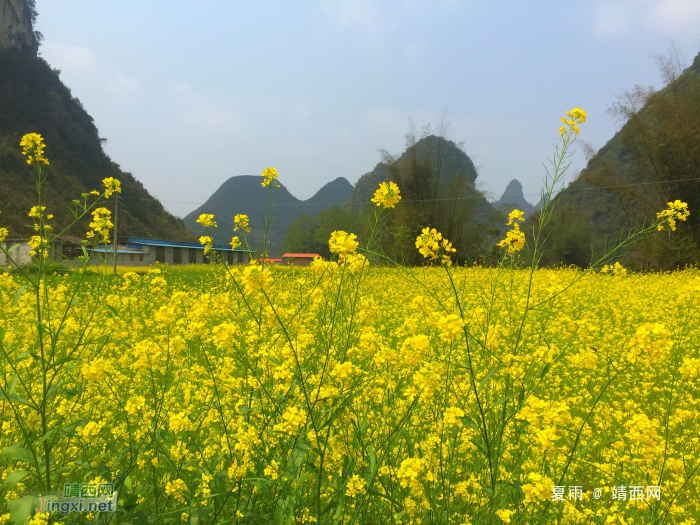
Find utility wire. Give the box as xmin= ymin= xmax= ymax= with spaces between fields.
xmin=115 ymin=176 xmax=700 ymax=208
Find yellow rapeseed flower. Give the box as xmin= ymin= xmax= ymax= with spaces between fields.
xmin=416 ymin=227 xmax=456 ymax=265
xmin=371 ymin=181 xmax=402 ymax=209
xmin=199 ymin=235 xmax=213 ymax=255
xmin=559 ymin=107 xmax=587 ymax=137
xmin=329 ymin=230 xmax=359 ymax=255
xmin=234 ymin=214 xmax=251 ymax=233
xmin=656 ymin=200 xmax=690 ymax=231
xmin=87 ymin=207 xmax=114 ymax=242
xmin=20 ymin=133 xmax=49 ymax=165
xmin=102 ymin=177 xmax=122 ymax=199
xmin=261 ymin=167 xmax=280 ymax=188
xmin=497 ymin=222 xmax=526 ymax=254
xmin=196 ymin=213 xmax=217 ymax=228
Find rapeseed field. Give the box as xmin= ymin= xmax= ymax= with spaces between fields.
xmin=1 ymin=114 xmax=699 ymax=524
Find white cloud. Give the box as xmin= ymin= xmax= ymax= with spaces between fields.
xmin=41 ymin=41 xmax=97 ymax=73
xmin=319 ymin=0 xmax=384 ymax=31
xmin=594 ymin=1 xmax=635 ymax=36
xmin=364 ymin=107 xmax=407 ymax=134
xmin=644 ymin=0 xmax=700 ymax=32
xmin=402 ymin=41 xmax=427 ymax=65
xmin=275 ymin=138 xmax=319 ymax=159
xmin=108 ymin=74 xmax=138 ymax=99
xmin=594 ymin=0 xmax=700 ymax=37
xmin=183 ymin=108 xmax=245 ymax=136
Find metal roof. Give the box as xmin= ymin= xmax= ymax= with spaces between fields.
xmin=125 ymin=237 xmax=252 ymax=253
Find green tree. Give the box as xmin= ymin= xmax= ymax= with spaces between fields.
xmin=579 ymin=46 xmax=700 ymax=268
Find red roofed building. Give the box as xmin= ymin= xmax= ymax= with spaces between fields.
xmin=282 ymin=253 xmax=320 ymax=266
xmin=258 ymin=258 xmax=283 ymax=265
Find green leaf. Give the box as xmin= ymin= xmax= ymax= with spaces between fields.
xmin=9 ymin=394 xmax=34 ymax=409
xmin=0 ymin=327 xmax=5 ymax=343
xmin=491 ymin=392 xmax=517 ymax=411
xmin=462 ymin=415 xmax=479 ymax=431
xmin=366 ymin=488 xmax=401 ymax=506
xmin=540 ymin=363 xmax=552 ymax=380
xmin=3 ymin=469 xmax=30 ymax=490
xmin=38 ymin=426 xmax=59 ymax=443
xmin=574 ymin=441 xmax=593 ymax=460
xmin=320 ymin=392 xmax=356 ymax=430
xmin=15 ymin=352 xmax=29 ymax=364
xmin=106 ymin=304 xmax=119 ymax=317
xmin=478 ymin=366 xmax=499 ymax=396
xmin=7 ymin=494 xmax=37 ymax=524
xmin=11 ymin=286 xmax=27 ymax=308
xmin=369 ymin=444 xmax=377 ymax=476
xmin=7 ymin=373 xmax=18 ymax=395
xmin=2 ymin=445 xmax=35 ymax=464
xmin=7 ymin=243 xmax=20 ymax=254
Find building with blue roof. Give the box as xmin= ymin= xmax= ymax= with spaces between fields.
xmin=91 ymin=237 xmax=252 ymax=266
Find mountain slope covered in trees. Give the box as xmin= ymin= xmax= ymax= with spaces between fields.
xmin=184 ymin=176 xmax=353 ymax=256
xmin=0 ymin=2 xmax=193 ymax=242
xmin=541 ymin=49 xmax=700 ymax=269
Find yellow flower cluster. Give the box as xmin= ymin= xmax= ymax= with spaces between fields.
xmin=234 ymin=214 xmax=250 ymax=233
xmin=371 ymin=181 xmax=402 ymax=209
xmin=196 ymin=213 xmax=217 ymax=228
xmin=415 ymin=227 xmax=456 ymax=266
xmin=27 ymin=235 xmax=48 ymax=257
xmin=601 ymin=261 xmax=627 ymax=276
xmin=657 ymin=199 xmax=690 ymax=231
xmin=329 ymin=230 xmax=359 ymax=255
xmin=199 ymin=235 xmax=213 ymax=255
xmin=102 ymin=177 xmax=122 ymax=199
xmin=559 ymin=107 xmax=587 ymax=137
xmin=497 ymin=209 xmax=526 ymax=254
xmin=20 ymin=133 xmax=49 ymax=165
xmin=345 ymin=475 xmax=367 ymax=497
xmin=86 ymin=207 xmax=114 ymax=242
xmin=261 ymin=167 xmax=280 ymax=188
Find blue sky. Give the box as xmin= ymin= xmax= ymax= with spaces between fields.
xmin=35 ymin=0 xmax=700 ymax=218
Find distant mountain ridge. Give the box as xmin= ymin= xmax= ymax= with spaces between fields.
xmin=183 ymin=176 xmax=353 ymax=256
xmin=493 ymin=179 xmax=537 ymax=217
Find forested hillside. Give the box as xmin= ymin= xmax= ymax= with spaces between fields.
xmin=0 ymin=2 xmax=193 ymax=242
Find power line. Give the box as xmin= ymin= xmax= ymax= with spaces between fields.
xmin=116 ymin=176 xmax=700 ymax=208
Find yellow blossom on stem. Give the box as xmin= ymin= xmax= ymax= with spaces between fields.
xmin=199 ymin=236 xmax=213 ymax=255
xmin=329 ymin=230 xmax=359 ymax=255
xmin=261 ymin=167 xmax=280 ymax=188
xmin=345 ymin=475 xmax=367 ymax=497
xmin=29 ymin=205 xmax=47 ymax=219
xmin=230 ymin=236 xmax=241 ymax=250
xmin=559 ymin=107 xmax=587 ymax=137
xmin=196 ymin=213 xmax=217 ymax=228
xmin=656 ymin=200 xmax=689 ymax=231
xmin=507 ymin=208 xmax=525 ymax=226
xmin=234 ymin=214 xmax=250 ymax=233
xmin=28 ymin=235 xmax=48 ymax=257
xmin=416 ymin=227 xmax=456 ymax=265
xmin=87 ymin=207 xmax=114 ymax=243
xmin=497 ymin=222 xmax=526 ymax=254
xmin=20 ymin=133 xmax=49 ymax=165
xmin=102 ymin=177 xmax=122 ymax=199
xmin=371 ymin=181 xmax=402 ymax=209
